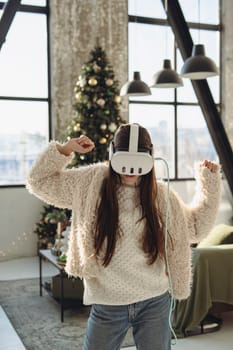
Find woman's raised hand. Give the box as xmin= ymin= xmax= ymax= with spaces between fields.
xmin=202 ymin=160 xmax=218 ymax=173
xmin=57 ymin=136 xmax=95 ymax=156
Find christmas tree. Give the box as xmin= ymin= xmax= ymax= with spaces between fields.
xmin=34 ymin=45 xmax=124 ymax=253
xmin=34 ymin=46 xmax=125 ymax=252
xmin=34 ymin=205 xmax=71 ymax=252
xmin=65 ymin=45 xmax=125 ymax=167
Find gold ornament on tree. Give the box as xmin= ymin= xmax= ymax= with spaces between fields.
xmin=88 ymin=77 xmax=98 ymax=86
xmin=114 ymin=95 xmax=121 ymax=104
xmin=105 ymin=78 xmax=113 ymax=86
xmin=99 ymin=137 xmax=107 ymax=144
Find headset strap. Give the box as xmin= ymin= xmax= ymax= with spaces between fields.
xmin=128 ymin=124 xmax=139 ymax=153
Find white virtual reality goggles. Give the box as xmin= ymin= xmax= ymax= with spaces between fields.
xmin=109 ymin=124 xmax=154 ymax=176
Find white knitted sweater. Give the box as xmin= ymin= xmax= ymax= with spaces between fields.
xmin=83 ymin=184 xmax=169 ymax=305
xmin=26 ymin=142 xmax=221 ymax=303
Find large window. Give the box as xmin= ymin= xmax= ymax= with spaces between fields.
xmin=128 ymin=0 xmax=219 ymax=179
xmin=0 ymin=0 xmax=49 ymax=186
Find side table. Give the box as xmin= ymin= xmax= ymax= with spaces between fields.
xmin=39 ymin=249 xmax=71 ymax=322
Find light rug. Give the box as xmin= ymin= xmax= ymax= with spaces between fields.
xmin=0 ymin=278 xmax=134 ymax=350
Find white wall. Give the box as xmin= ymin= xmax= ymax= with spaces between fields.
xmin=0 ymin=187 xmax=43 ymax=262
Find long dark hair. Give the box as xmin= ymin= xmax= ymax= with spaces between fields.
xmin=94 ymin=124 xmax=165 ymax=267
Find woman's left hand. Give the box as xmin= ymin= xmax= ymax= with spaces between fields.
xmin=202 ymin=160 xmax=218 ymax=173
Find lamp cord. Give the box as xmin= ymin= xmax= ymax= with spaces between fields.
xmin=198 ymin=0 xmax=200 ymax=43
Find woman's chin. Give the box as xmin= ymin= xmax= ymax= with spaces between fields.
xmin=120 ymin=175 xmax=140 ymax=186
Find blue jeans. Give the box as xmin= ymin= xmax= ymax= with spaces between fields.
xmin=82 ymin=291 xmax=171 ymax=350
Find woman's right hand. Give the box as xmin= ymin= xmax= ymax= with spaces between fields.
xmin=56 ymin=135 xmax=95 ymax=156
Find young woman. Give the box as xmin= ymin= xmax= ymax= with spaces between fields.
xmin=26 ymin=123 xmax=221 ymax=350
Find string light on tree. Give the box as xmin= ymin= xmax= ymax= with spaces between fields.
xmin=93 ymin=62 xmax=101 ymax=72
xmin=96 ymin=98 xmax=105 ymax=107
xmin=76 ymin=75 xmax=86 ymax=88
xmin=108 ymin=122 xmax=117 ymax=132
xmin=73 ymin=123 xmax=81 ymax=132
xmin=75 ymin=92 xmax=82 ymax=101
xmin=100 ymin=123 xmax=107 ymax=131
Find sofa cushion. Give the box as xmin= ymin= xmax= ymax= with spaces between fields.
xmin=198 ymin=224 xmax=233 ymax=247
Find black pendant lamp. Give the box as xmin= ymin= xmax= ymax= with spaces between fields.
xmin=151 ymin=59 xmax=183 ymax=88
xmin=120 ymin=71 xmax=151 ymax=97
xmin=180 ymin=44 xmax=219 ymax=80
xmin=180 ymin=0 xmax=219 ymax=80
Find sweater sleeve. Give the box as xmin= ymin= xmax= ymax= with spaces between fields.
xmin=169 ymin=162 xmax=222 ymax=243
xmin=26 ymin=141 xmax=86 ymax=209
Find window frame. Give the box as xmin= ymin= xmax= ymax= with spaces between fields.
xmin=0 ymin=0 xmax=51 ymax=188
xmin=128 ymin=3 xmax=221 ymax=181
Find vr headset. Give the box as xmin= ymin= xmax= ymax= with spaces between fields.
xmin=109 ymin=124 xmax=154 ymax=175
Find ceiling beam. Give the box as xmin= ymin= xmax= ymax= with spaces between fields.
xmin=0 ymin=0 xmax=21 ymax=51
xmin=161 ymin=0 xmax=233 ymax=196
